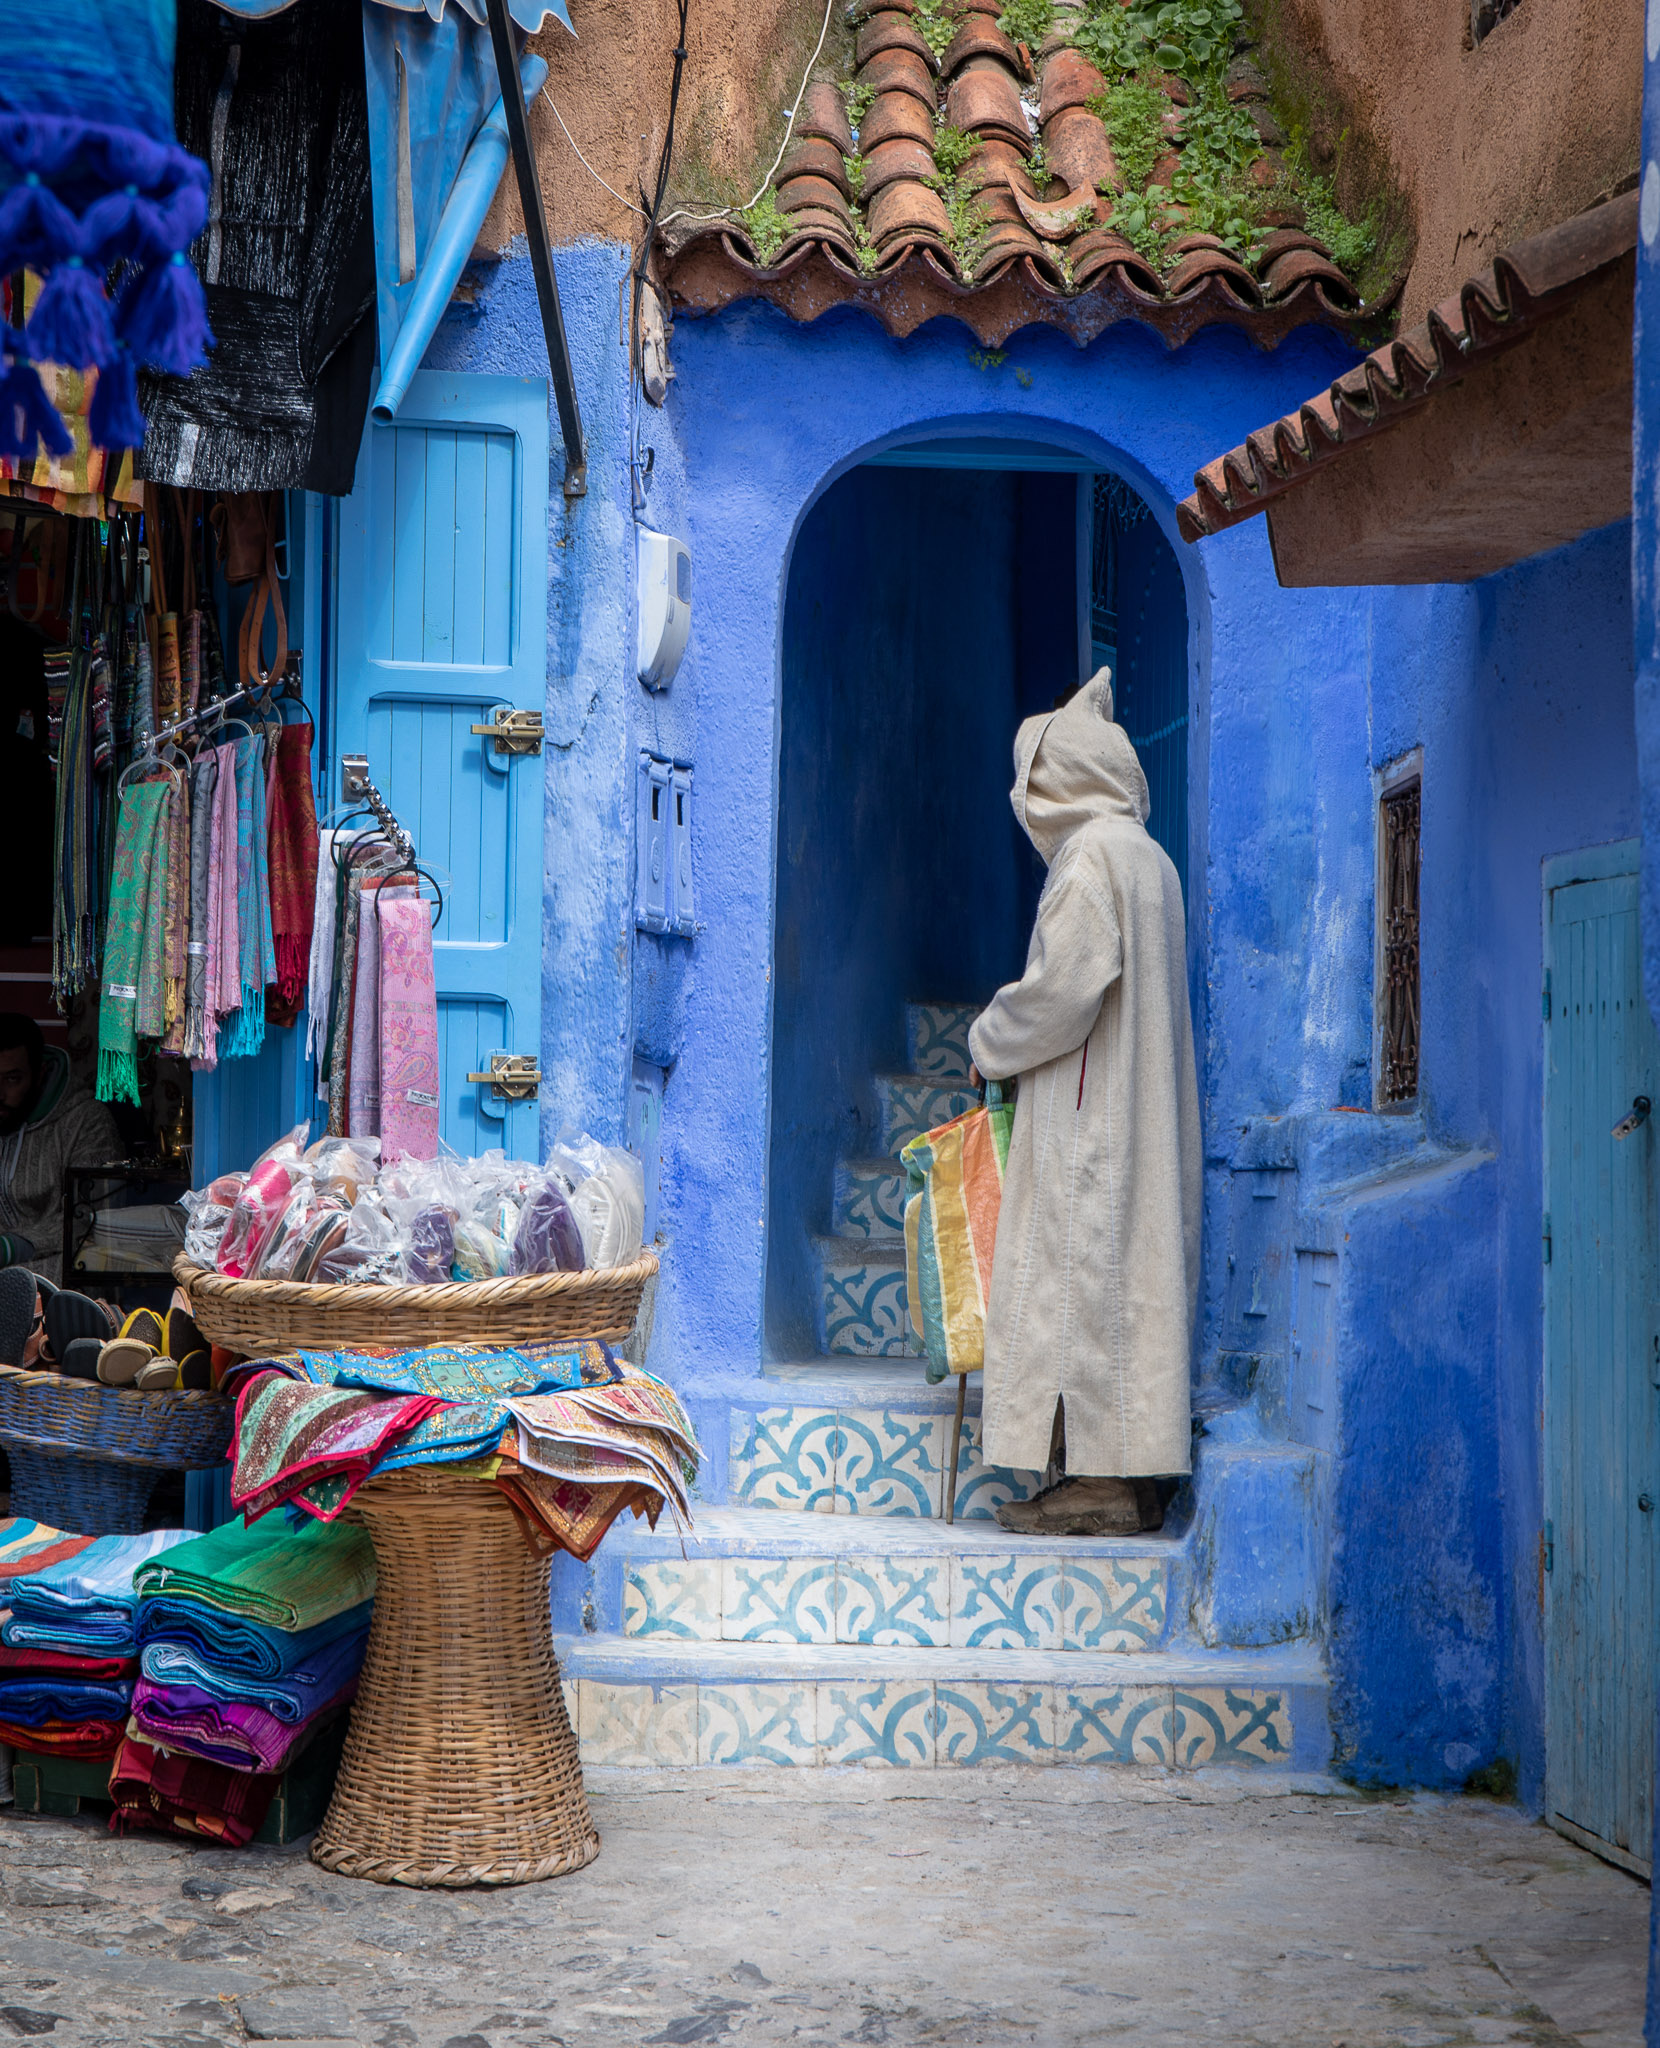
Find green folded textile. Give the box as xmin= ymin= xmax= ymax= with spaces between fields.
xmin=132 ymin=1515 xmax=375 ymax=1633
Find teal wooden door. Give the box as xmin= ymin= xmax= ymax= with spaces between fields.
xmin=334 ymin=371 xmax=548 ymax=1159
xmin=1544 ymin=840 xmax=1660 ymax=1875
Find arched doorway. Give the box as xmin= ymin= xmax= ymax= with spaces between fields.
xmin=765 ymin=439 xmax=1189 ymax=1362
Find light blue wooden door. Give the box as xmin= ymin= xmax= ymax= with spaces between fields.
xmin=334 ymin=371 xmax=548 ymax=1159
xmin=1544 ymin=841 xmax=1660 ymax=1876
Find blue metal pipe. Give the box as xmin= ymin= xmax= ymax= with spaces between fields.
xmin=370 ymin=51 xmax=549 ymax=424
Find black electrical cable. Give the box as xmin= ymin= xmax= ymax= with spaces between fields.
xmin=631 ymin=0 xmax=690 ymax=386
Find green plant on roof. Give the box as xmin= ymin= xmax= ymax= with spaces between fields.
xmin=1108 ymin=182 xmax=1175 ymax=265
xmin=997 ymin=0 xmax=1055 ymax=49
xmin=1074 ymin=0 xmax=1244 ymax=82
xmin=931 ymin=123 xmax=976 ymax=181
xmin=743 ymin=188 xmax=788 ymax=266
xmin=1025 ymin=135 xmax=1048 ymax=185
xmin=842 ymin=79 xmax=876 ymax=131
xmin=1275 ymin=131 xmax=1378 ymax=274
xmin=913 ymin=0 xmax=958 ymax=63
xmin=843 ymin=152 xmax=867 ymax=203
xmin=1088 ymin=78 xmax=1166 ymax=192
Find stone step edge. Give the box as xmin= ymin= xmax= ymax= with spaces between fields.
xmin=553 ymin=1632 xmax=1323 ymax=1687
xmin=611 ymin=1504 xmax=1181 ymax=1561
xmin=814 ymin=1233 xmax=908 ymax=1268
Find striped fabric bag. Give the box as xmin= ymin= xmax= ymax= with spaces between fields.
xmin=901 ymin=1082 xmax=1014 ymax=1386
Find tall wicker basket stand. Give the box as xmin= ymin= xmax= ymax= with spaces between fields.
xmin=310 ymin=1469 xmax=598 ymax=1887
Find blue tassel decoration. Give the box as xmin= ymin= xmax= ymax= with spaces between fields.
xmin=25 ymin=255 xmax=116 ymax=370
xmin=0 ymin=353 xmax=73 ymax=460
xmin=117 ymin=252 xmax=213 ymax=376
xmin=88 ymin=346 xmax=145 ymax=450
xmin=0 ymin=174 xmax=78 ymax=275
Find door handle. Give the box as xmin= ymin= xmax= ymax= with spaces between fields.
xmin=1639 ymin=1493 xmax=1655 ymax=1514
xmin=465 ymin=1052 xmax=541 ymax=1101
xmin=468 ymin=707 xmax=544 ymax=756
xmin=1612 ymin=1096 xmax=1652 ymax=1139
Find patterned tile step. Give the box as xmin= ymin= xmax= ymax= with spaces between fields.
xmin=753 ymin=1361 xmax=973 ymax=1408
xmin=831 ymin=1156 xmax=910 ymax=1239
xmin=622 ymin=1538 xmax=1167 ymax=1651
xmin=905 ymin=1002 xmax=981 ymax=1083
xmin=813 ymin=1236 xmax=919 ymax=1357
xmin=553 ymin=1636 xmax=1324 ymax=1771
xmin=730 ymin=1400 xmax=1043 ymax=1519
xmin=874 ymin=1075 xmax=981 ymax=1157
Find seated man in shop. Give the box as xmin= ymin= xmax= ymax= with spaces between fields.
xmin=0 ymin=1013 xmax=120 ymax=1285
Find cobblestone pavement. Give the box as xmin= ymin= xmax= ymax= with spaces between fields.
xmin=0 ymin=1770 xmax=1649 ymax=2048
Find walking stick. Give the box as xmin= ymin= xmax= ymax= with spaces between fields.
xmin=945 ymin=1370 xmax=968 ymax=1525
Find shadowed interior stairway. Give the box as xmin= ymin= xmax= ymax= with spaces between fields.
xmin=555 ymin=1005 xmax=1328 ymax=1773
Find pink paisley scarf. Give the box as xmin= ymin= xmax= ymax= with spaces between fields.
xmin=378 ymin=889 xmax=440 ymax=1163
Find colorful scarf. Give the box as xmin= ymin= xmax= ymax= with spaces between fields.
xmin=379 ymin=886 xmax=440 ymax=1162
xmin=140 ymin=1623 xmax=367 ymax=1723
xmin=495 ymin=1464 xmax=653 ymax=1564
xmin=217 ymin=733 xmax=273 ymax=1059
xmin=0 ymin=1676 xmax=132 ymax=1724
xmin=110 ymin=1729 xmax=281 ymax=1846
xmin=326 ymin=867 xmax=363 ymax=1136
xmin=132 ymin=1514 xmax=376 ymax=1632
xmin=130 ymin=1672 xmax=356 ymax=1775
xmin=96 ymin=773 xmax=169 ymax=1103
xmin=0 ymin=1638 xmax=133 ymax=1680
xmin=0 ymin=1714 xmax=125 ymax=1758
xmin=133 ymin=632 xmax=156 ymax=741
xmin=133 ymin=771 xmax=176 ymax=1045
xmin=325 ymin=1345 xmax=586 ymax=1401
xmin=160 ymin=763 xmax=190 ymax=1050
xmin=183 ymin=746 xmax=218 ymax=1060
xmin=136 ymin=1595 xmax=373 ymax=1681
xmin=156 ymin=613 xmax=181 ymax=726
xmin=0 ymin=1516 xmax=95 ymax=1585
xmin=2 ymin=1529 xmax=193 ymax=1656
xmin=347 ymin=876 xmax=391 ymax=1137
xmin=231 ymin=1376 xmax=444 ymax=1522
xmin=305 ymin=829 xmax=357 ymax=1073
xmin=181 ymin=610 xmax=202 ymax=715
xmin=267 ymin=721 xmax=319 ymax=1017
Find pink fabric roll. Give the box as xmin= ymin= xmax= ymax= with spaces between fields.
xmin=378 ymin=889 xmax=440 ymax=1164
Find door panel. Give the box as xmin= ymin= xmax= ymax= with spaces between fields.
xmin=1545 ymin=846 xmax=1660 ymax=1874
xmin=335 ymin=372 xmax=548 ymax=1159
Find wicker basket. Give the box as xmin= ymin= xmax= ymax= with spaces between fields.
xmin=310 ymin=1468 xmax=598 ymax=1888
xmin=173 ymin=1253 xmax=657 ymax=1356
xmin=0 ymin=1364 xmax=234 ymax=1535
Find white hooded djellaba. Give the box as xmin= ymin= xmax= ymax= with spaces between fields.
xmin=967 ymin=669 xmax=1201 ymax=1479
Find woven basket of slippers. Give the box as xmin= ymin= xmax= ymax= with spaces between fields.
xmin=0 ymin=1365 xmax=234 ymax=1535
xmin=171 ymin=1252 xmax=659 ymax=1357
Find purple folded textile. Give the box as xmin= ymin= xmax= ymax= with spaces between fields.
xmin=129 ymin=1674 xmax=356 ymax=1774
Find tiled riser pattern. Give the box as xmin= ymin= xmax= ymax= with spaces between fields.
xmin=731 ymin=1405 xmax=1042 ymax=1519
xmin=815 ymin=1241 xmax=919 ymax=1357
xmin=876 ymin=1077 xmax=981 ymax=1157
xmin=831 ymin=1158 xmax=909 ymax=1239
xmin=569 ymin=1679 xmax=1293 ymax=1770
xmin=906 ymin=1003 xmax=979 ymax=1082
xmin=624 ymin=1555 xmax=1167 ymax=1651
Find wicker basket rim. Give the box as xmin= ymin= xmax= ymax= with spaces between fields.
xmin=0 ymin=1428 xmax=229 ymax=1471
xmin=0 ymin=1361 xmax=230 ymax=1410
xmin=173 ymin=1251 xmax=658 ymax=1314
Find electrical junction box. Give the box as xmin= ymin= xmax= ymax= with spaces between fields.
xmin=636 ymin=752 xmax=696 ymax=937
xmin=637 ymin=527 xmax=692 ymax=691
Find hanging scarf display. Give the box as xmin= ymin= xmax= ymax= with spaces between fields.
xmin=267 ymin=721 xmax=319 ymax=1018
xmin=326 ymin=868 xmax=364 ymax=1138
xmin=306 ymin=828 xmax=356 ymax=1075
xmin=51 ymin=646 xmax=95 ymax=1007
xmin=160 ymin=767 xmax=190 ymax=1053
xmin=183 ymin=747 xmax=217 ymax=1062
xmin=347 ymin=876 xmax=385 ymax=1140
xmin=97 ymin=775 xmax=170 ymax=1104
xmin=379 ymin=889 xmax=440 ymax=1165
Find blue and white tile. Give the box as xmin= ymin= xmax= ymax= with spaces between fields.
xmin=816 ymin=1680 xmax=935 ymax=1767
xmin=1169 ymin=1687 xmax=1293 ymax=1768
xmin=578 ymin=1682 xmax=697 ymax=1768
xmin=698 ymin=1683 xmax=819 ymax=1767
xmin=729 ymin=1406 xmax=839 ymax=1513
xmin=833 ymin=1409 xmax=946 ymax=1515
xmin=949 ymin=1555 xmax=1064 ymax=1649
xmin=1058 ymin=1559 xmax=1167 ymax=1652
xmin=946 ymin=1411 xmax=1044 ymax=1522
xmin=906 ymin=1002 xmax=981 ymax=1081
xmin=722 ymin=1557 xmax=836 ymax=1643
xmin=934 ymin=1682 xmax=1054 ymax=1766
xmin=834 ymin=1556 xmax=950 ymax=1646
xmin=817 ymin=1246 xmax=916 ymax=1357
xmin=1053 ymin=1686 xmax=1172 ymax=1766
xmin=832 ymin=1157 xmax=910 ymax=1239
xmin=623 ymin=1560 xmax=723 ymax=1640
xmin=876 ymin=1077 xmax=981 ymax=1156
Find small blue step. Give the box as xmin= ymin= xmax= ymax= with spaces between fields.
xmin=832 ymin=1155 xmax=910 ymax=1238
xmin=905 ymin=1002 xmax=982 ymax=1082
xmin=874 ymin=1075 xmax=980 ymax=1157
xmin=813 ymin=1235 xmax=918 ymax=1357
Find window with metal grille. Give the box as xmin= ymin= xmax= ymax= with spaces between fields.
xmin=1472 ymin=0 xmax=1521 ymax=42
xmin=1379 ymin=776 xmax=1421 ymax=1104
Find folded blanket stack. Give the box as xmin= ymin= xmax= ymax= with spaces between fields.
xmin=224 ymin=1340 xmax=700 ymax=1559
xmin=0 ymin=1523 xmax=189 ymax=1760
xmin=113 ymin=1515 xmax=375 ymax=1840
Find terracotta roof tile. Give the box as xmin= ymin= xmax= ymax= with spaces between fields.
xmin=1175 ymin=189 xmax=1639 ymax=541
xmin=663 ymin=20 xmax=1377 ymax=351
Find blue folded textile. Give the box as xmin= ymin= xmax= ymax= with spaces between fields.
xmin=372 ymin=1401 xmax=508 ymax=1473
xmin=307 ymin=1346 xmax=584 ymax=1400
xmin=139 ymin=1623 xmax=368 ymax=1724
xmin=2 ymin=1530 xmax=195 ymax=1655
xmin=135 ymin=1596 xmax=373 ymax=1680
xmin=0 ymin=1677 xmax=133 ymax=1725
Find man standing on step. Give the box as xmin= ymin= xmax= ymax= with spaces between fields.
xmin=968 ymin=668 xmax=1200 ymax=1537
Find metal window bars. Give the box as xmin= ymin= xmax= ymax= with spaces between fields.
xmin=1381 ymin=779 xmax=1421 ymax=1103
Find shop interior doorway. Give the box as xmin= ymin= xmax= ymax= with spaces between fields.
xmin=765 ymin=441 xmax=1189 ymax=1360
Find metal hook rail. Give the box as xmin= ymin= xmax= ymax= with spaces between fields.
xmin=340 ymin=760 xmax=417 ymax=869
xmin=132 ymin=655 xmax=303 ymax=760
